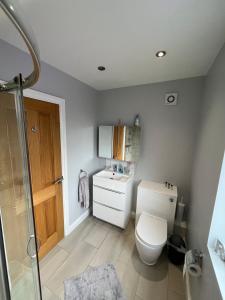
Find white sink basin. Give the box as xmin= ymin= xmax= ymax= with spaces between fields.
xmin=95 ymin=170 xmax=129 ymax=182
xmin=93 ymin=169 xmax=132 ymax=193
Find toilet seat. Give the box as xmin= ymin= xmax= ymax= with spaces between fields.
xmin=136 ymin=212 xmax=167 ymax=248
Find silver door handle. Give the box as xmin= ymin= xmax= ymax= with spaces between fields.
xmin=27 ymin=235 xmax=37 ymax=259
xmin=54 ymin=176 xmax=64 ymax=185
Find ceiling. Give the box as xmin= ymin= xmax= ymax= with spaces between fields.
xmin=0 ymin=0 xmax=225 ymax=90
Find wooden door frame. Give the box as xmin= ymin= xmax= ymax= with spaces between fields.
xmin=0 ymin=80 xmax=70 ymax=236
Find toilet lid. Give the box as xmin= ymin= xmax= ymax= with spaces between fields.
xmin=136 ymin=212 xmax=167 ymax=247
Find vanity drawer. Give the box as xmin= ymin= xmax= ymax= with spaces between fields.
xmin=93 ymin=185 xmax=126 ymax=211
xmin=93 ymin=176 xmax=126 ymax=193
xmin=93 ymin=202 xmax=125 ymax=228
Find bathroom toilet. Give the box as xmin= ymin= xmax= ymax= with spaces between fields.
xmin=135 ymin=180 xmax=178 ymax=265
xmin=135 ymin=212 xmax=167 ymax=265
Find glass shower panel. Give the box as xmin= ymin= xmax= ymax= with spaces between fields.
xmin=0 ymin=90 xmax=41 ymax=299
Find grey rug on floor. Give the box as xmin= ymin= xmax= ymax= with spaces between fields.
xmin=64 ymin=263 xmax=126 ymax=300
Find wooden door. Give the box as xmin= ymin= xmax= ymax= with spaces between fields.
xmin=24 ymin=98 xmax=64 ymax=259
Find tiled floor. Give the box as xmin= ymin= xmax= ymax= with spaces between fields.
xmin=40 ymin=216 xmax=186 ymax=300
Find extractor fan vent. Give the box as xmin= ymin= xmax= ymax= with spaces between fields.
xmin=165 ymin=93 xmax=178 ymax=105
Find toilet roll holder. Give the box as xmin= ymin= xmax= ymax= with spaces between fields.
xmin=192 ymin=249 xmax=204 ymax=259
xmin=184 ymin=249 xmax=204 ymax=277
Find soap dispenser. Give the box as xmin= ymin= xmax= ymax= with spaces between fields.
xmin=118 ymin=164 xmax=124 ymax=174
xmin=113 ymin=164 xmax=117 ymax=172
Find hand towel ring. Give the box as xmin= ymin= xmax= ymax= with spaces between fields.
xmin=79 ymin=169 xmax=88 ymax=178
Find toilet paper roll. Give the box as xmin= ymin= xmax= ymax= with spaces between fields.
xmin=183 ymin=250 xmax=202 ymax=278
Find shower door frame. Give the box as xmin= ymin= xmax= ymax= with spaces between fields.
xmin=0 ymin=75 xmax=42 ymax=299
xmin=0 ymin=212 xmax=11 ymax=300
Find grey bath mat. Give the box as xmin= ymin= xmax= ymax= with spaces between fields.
xmin=64 ymin=263 xmax=126 ymax=300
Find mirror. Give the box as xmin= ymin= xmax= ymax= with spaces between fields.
xmin=98 ymin=126 xmax=114 ymax=159
xmin=98 ymin=125 xmax=141 ymax=162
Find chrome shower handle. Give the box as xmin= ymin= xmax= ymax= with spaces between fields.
xmin=27 ymin=235 xmax=40 ymax=259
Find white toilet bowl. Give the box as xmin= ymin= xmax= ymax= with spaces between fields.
xmin=135 ymin=212 xmax=167 ymax=265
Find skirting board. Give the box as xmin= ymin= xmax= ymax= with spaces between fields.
xmin=66 ymin=209 xmax=90 ymax=236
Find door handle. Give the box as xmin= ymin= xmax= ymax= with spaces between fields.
xmin=27 ymin=235 xmax=37 ymax=259
xmin=53 ymin=176 xmax=64 ymax=185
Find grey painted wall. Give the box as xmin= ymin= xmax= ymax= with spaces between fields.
xmin=0 ymin=39 xmax=104 ymax=227
xmin=98 ymin=77 xmax=204 ymax=212
xmin=187 ymin=43 xmax=225 ymax=300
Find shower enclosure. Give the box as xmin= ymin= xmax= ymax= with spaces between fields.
xmin=0 ymin=1 xmax=42 ymax=299
xmin=0 ymin=80 xmax=41 ymax=300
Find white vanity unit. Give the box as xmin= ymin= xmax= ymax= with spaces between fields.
xmin=93 ymin=170 xmax=133 ymax=228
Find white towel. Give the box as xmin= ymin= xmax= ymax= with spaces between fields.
xmin=78 ymin=174 xmax=89 ymax=209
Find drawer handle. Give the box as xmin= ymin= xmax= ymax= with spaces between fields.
xmin=94 ymin=201 xmax=123 ymax=212
xmin=93 ymin=185 xmax=124 ymax=194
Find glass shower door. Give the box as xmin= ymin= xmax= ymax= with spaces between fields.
xmin=0 ymin=87 xmax=41 ymax=299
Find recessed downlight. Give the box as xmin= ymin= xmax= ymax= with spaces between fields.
xmin=156 ymin=50 xmax=166 ymax=58
xmin=9 ymin=5 xmax=14 ymax=11
xmin=97 ymin=66 xmax=106 ymax=71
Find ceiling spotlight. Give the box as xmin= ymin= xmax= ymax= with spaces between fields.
xmin=156 ymin=50 xmax=166 ymax=58
xmin=97 ymin=66 xmax=106 ymax=71
xmin=9 ymin=5 xmax=14 ymax=11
